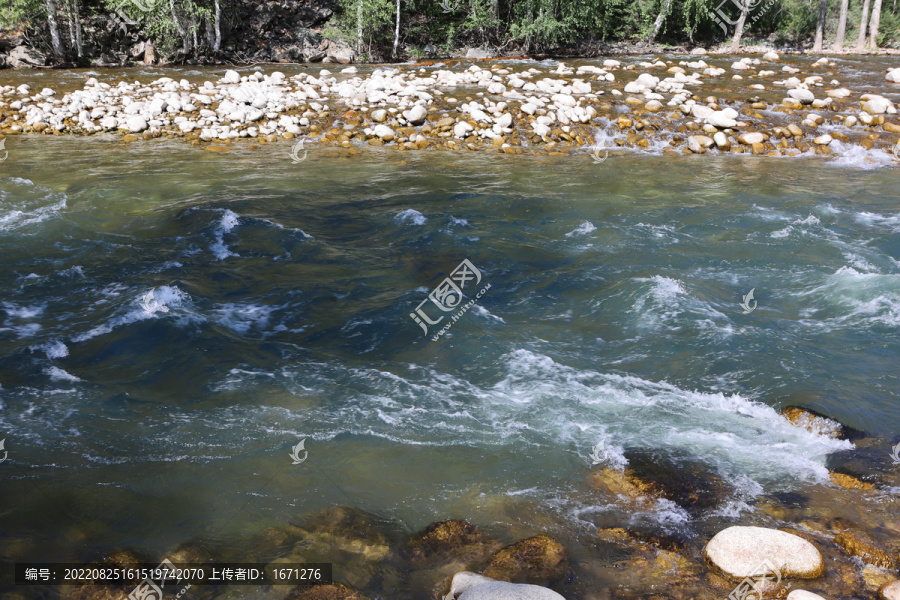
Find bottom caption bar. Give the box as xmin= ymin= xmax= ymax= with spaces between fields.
xmin=14 ymin=563 xmax=333 ymax=586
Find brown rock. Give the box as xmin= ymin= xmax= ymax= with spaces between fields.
xmin=123 ymin=134 xmax=139 ymax=142
xmin=883 ymin=122 xmax=900 ymax=134
xmin=780 ymin=406 xmax=860 ymax=440
xmin=834 ymin=529 xmax=896 ymax=568
xmin=588 ymin=467 xmax=659 ymax=502
xmin=204 ymin=145 xmax=229 ymax=152
xmin=830 ymin=472 xmax=875 ymax=491
xmin=482 ymin=535 xmax=568 ymax=586
xmin=403 ymin=520 xmax=494 ymax=565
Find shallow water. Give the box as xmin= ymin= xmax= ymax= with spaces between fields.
xmin=1 ymin=131 xmax=900 ymax=596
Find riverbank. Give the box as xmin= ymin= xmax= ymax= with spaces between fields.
xmin=1 ymin=51 xmax=899 ymax=164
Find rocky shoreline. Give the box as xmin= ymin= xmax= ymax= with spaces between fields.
xmin=41 ymin=405 xmax=900 ymax=600
xmin=1 ymin=51 xmax=899 ymax=162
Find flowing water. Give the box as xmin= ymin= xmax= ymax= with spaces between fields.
xmin=2 ymin=71 xmax=900 ymax=597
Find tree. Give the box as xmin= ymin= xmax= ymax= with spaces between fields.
xmin=212 ymin=0 xmax=221 ymax=53
xmin=855 ymin=0 xmax=871 ymax=49
xmin=867 ymin=0 xmax=882 ymax=46
xmin=44 ymin=0 xmax=64 ymax=58
xmin=730 ymin=0 xmax=750 ymax=51
xmin=813 ymin=0 xmax=827 ymax=51
xmin=392 ymin=0 xmax=400 ymax=57
xmin=649 ymin=0 xmax=674 ymax=40
xmin=833 ymin=0 xmax=849 ymax=50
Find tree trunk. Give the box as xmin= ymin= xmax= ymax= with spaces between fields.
xmin=356 ymin=0 xmax=363 ymax=54
xmin=650 ymin=0 xmax=674 ymax=41
xmin=73 ymin=0 xmax=82 ymax=57
xmin=813 ymin=0 xmax=827 ymax=51
xmin=392 ymin=0 xmax=400 ymax=57
xmin=213 ymin=0 xmax=221 ymax=52
xmin=64 ymin=0 xmax=76 ymax=48
xmin=729 ymin=0 xmax=750 ymax=52
xmin=867 ymin=0 xmax=882 ymax=47
xmin=44 ymin=0 xmax=64 ymax=58
xmin=833 ymin=0 xmax=849 ymax=50
xmin=855 ymin=0 xmax=871 ymax=50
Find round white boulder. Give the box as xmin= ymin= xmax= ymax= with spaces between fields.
xmin=704 ymin=526 xmax=824 ymax=579
xmin=788 ymin=591 xmax=826 ymax=600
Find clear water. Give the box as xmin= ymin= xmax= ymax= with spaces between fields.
xmin=1 ymin=132 xmax=899 ymax=594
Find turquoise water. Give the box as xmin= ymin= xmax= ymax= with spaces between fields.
xmin=1 ymin=135 xmax=899 ymax=593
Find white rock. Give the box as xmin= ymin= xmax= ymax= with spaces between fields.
xmin=688 ymin=135 xmax=714 ymax=152
xmin=454 ymin=121 xmax=474 ymax=138
xmin=707 ymin=111 xmax=737 ymax=128
xmin=446 ymin=572 xmax=565 ymax=600
xmin=861 ymin=94 xmax=895 ymax=114
xmin=371 ymin=109 xmax=388 ymax=123
xmin=487 ymin=82 xmax=507 ymax=94
xmin=223 ymin=70 xmax=240 ymax=84
xmin=459 ymin=582 xmax=566 ymax=600
xmin=886 ymin=68 xmax=900 ymax=83
xmin=814 ymin=134 xmax=833 ymax=145
xmin=714 ymin=131 xmax=729 ymax=147
xmin=125 ymin=116 xmax=147 ymax=132
xmin=532 ymin=122 xmax=551 ymax=137
xmin=881 ymin=581 xmax=900 ymax=600
xmin=787 ymin=591 xmax=826 ymax=600
xmin=373 ymin=124 xmax=395 ymax=140
xmin=521 ymin=103 xmax=537 ymax=115
xmin=739 ymin=132 xmax=765 ymax=145
xmin=788 ymin=88 xmax=815 ymax=104
xmin=403 ymin=105 xmax=428 ymax=125
xmin=763 ymin=51 xmax=780 ymax=61
xmin=704 ymin=526 xmax=824 ymax=579
xmin=691 ymin=104 xmax=714 ymax=119
xmin=100 ymin=117 xmax=118 ymax=129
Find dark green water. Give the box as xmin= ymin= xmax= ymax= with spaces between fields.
xmin=1 ymin=135 xmax=899 ymax=594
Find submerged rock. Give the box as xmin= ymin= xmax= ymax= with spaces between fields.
xmin=618 ymin=449 xmax=733 ymax=516
xmin=704 ymin=526 xmax=824 ymax=579
xmin=403 ymin=519 xmax=496 ymax=565
xmin=834 ymin=529 xmax=896 ymax=569
xmin=482 ymin=535 xmax=568 ymax=586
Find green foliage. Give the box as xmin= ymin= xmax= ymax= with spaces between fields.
xmin=326 ymin=0 xmax=394 ymax=50
xmin=3 ymin=0 xmax=899 ymax=64
xmin=0 ymin=0 xmax=42 ymax=29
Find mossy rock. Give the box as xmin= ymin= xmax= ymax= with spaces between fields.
xmin=482 ymin=535 xmax=568 ymax=586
